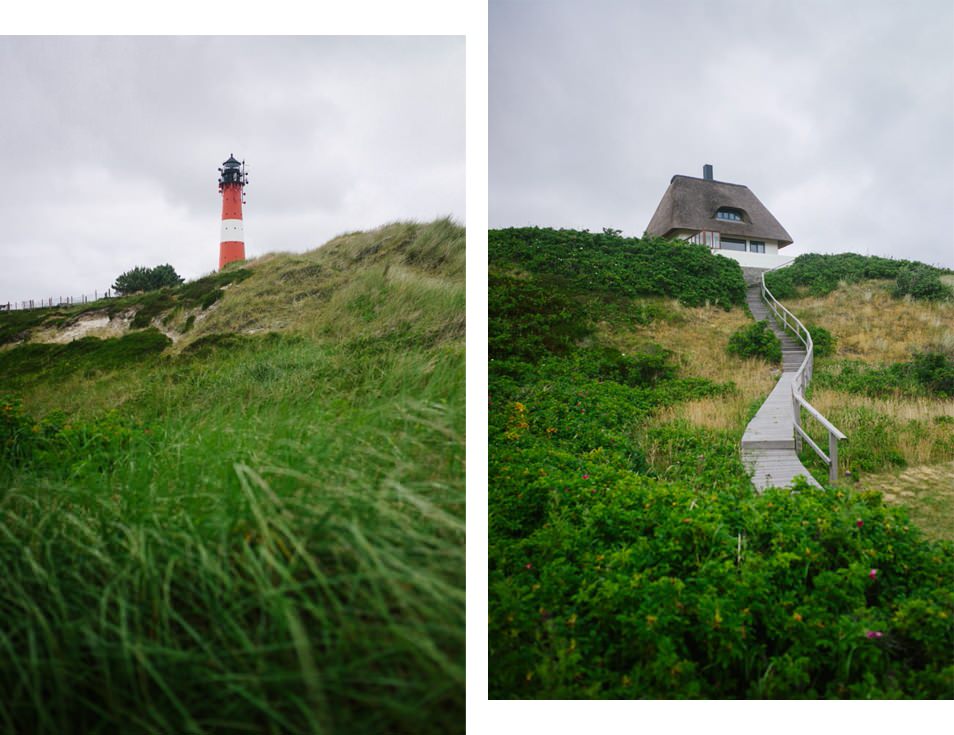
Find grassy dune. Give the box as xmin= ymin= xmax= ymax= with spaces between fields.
xmin=779 ymin=280 xmax=954 ymax=539
xmin=489 ymin=232 xmax=953 ymax=699
xmin=0 ymin=219 xmax=465 ymax=734
xmin=783 ymin=281 xmax=954 ymax=363
xmin=597 ymin=298 xmax=777 ymax=439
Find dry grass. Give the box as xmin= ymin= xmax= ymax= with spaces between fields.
xmin=598 ymin=299 xmax=777 ymax=433
xmin=810 ymin=388 xmax=954 ymax=468
xmin=810 ymin=388 xmax=954 ymax=424
xmin=785 ymin=282 xmax=954 ymax=363
xmin=654 ymin=395 xmax=753 ymax=432
xmin=175 ymin=218 xmax=465 ymax=352
xmin=857 ymin=461 xmax=954 ymax=541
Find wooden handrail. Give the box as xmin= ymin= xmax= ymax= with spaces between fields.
xmin=760 ymin=266 xmax=846 ymax=484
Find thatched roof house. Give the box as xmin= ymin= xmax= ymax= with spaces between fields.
xmin=645 ymin=165 xmax=793 ymax=266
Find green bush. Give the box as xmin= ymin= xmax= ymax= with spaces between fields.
xmin=0 ymin=329 xmax=171 ymax=388
xmin=816 ymin=351 xmax=954 ymax=398
xmin=489 ymin=272 xmax=591 ymax=362
xmin=490 ymin=475 xmax=954 ymax=698
xmin=727 ymin=321 xmax=782 ymax=363
xmin=200 ymin=288 xmax=224 ymax=310
xmin=765 ymin=253 xmax=951 ymax=300
xmin=806 ymin=323 xmax=836 ymax=358
xmin=911 ymin=350 xmax=954 ymax=397
xmin=490 ymin=228 xmax=747 ymax=309
xmin=112 ymin=264 xmax=184 ymax=295
xmin=893 ymin=265 xmax=951 ymax=301
xmin=130 ymin=291 xmax=176 ymax=328
xmin=177 ymin=267 xmax=253 ymax=303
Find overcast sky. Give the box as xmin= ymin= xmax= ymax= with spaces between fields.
xmin=0 ymin=36 xmax=464 ymax=304
xmin=490 ymin=0 xmax=954 ymax=268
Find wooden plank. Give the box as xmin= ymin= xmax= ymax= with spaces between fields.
xmin=741 ymin=282 xmax=824 ymax=491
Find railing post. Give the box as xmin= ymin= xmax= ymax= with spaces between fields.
xmin=793 ymin=396 xmax=802 ymax=452
xmin=829 ymin=433 xmax=838 ymax=485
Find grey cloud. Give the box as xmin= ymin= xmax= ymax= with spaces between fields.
xmin=0 ymin=36 xmax=463 ymax=304
xmin=491 ymin=0 xmax=954 ymax=268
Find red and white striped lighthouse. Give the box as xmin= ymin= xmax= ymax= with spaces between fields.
xmin=217 ymin=154 xmax=248 ymax=270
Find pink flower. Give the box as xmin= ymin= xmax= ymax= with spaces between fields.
xmin=582 ymin=474 xmax=589 ymax=480
xmin=869 ymin=568 xmax=878 ymax=580
xmin=856 ymin=519 xmax=864 ymax=528
xmin=865 ymin=630 xmax=883 ymax=639
xmin=525 ymin=563 xmax=533 ymax=570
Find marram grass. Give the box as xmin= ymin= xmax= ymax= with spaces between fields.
xmin=0 ymin=220 xmax=464 ymax=734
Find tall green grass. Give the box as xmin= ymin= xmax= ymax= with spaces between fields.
xmin=0 ymin=220 xmax=464 ymax=734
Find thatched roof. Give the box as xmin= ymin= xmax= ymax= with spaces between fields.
xmin=645 ymin=175 xmax=793 ymax=246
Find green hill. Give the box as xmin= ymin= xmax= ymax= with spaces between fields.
xmin=0 ymin=219 xmax=464 ymax=734
xmin=489 ymin=229 xmax=953 ymax=699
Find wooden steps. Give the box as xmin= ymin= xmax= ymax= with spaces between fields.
xmin=741 ymin=284 xmax=820 ymax=491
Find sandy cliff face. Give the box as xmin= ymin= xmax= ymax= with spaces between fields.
xmin=28 ymin=309 xmax=136 ymax=344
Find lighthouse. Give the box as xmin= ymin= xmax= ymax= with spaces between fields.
xmin=217 ymin=154 xmax=248 ymax=269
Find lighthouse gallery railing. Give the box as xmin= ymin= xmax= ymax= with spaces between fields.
xmin=760 ymin=265 xmax=846 ymax=485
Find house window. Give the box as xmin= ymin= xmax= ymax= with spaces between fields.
xmin=689 ymin=231 xmax=720 ymax=248
xmin=721 ymin=237 xmax=746 ymax=252
xmin=749 ymin=241 xmax=765 ymax=253
xmin=715 ymin=207 xmax=744 ymax=222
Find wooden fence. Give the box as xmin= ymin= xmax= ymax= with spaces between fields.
xmin=1 ymin=290 xmax=115 ymax=312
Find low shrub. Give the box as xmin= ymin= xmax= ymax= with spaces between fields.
xmin=489 ymin=271 xmax=591 ymax=362
xmin=727 ymin=321 xmax=781 ymax=364
xmin=0 ymin=329 xmax=171 ymax=386
xmin=130 ymin=291 xmax=176 ymax=328
xmin=765 ymin=253 xmax=951 ymax=301
xmin=893 ymin=265 xmax=951 ymax=301
xmin=200 ymin=288 xmax=224 ymax=309
xmin=490 ymin=228 xmax=747 ymax=309
xmin=0 ymin=308 xmax=64 ymax=345
xmin=806 ymin=323 xmax=836 ymax=358
xmin=910 ymin=350 xmax=954 ymax=397
xmin=815 ymin=351 xmax=954 ymax=398
xmin=490 ymin=475 xmax=954 ymax=698
xmin=177 ymin=267 xmax=253 ymax=303
xmin=568 ymin=343 xmax=676 ymax=387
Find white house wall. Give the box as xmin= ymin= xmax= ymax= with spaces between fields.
xmin=713 ymin=249 xmax=793 ymax=269
xmin=670 ymin=231 xmax=783 ymax=256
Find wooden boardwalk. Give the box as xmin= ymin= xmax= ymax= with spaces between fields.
xmin=741 ymin=284 xmax=821 ymax=491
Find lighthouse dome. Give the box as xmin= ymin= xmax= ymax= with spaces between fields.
xmin=223 ymin=154 xmax=241 ymax=168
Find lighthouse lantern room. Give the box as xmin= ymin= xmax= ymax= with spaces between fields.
xmin=217 ymin=154 xmax=248 ymax=270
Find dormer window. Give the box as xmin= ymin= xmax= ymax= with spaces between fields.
xmin=715 ymin=207 xmax=745 ymax=222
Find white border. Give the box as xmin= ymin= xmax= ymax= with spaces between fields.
xmin=8 ymin=2 xmax=949 ymax=734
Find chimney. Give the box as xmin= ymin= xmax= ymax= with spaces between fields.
xmin=703 ymin=164 xmax=713 ymax=181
